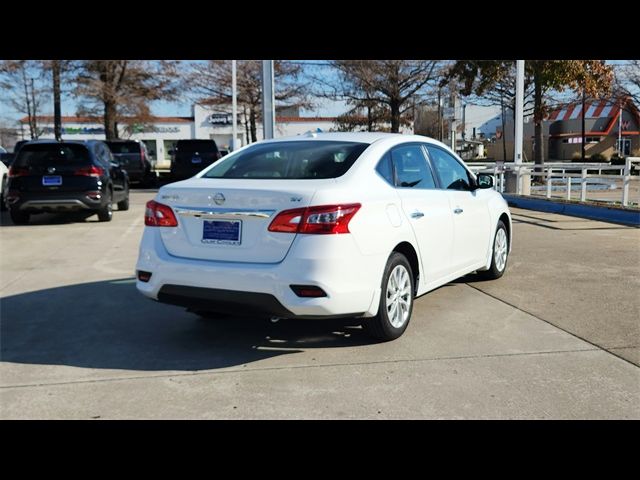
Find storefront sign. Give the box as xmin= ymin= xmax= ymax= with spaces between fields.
xmin=208 ymin=113 xmax=232 ymax=125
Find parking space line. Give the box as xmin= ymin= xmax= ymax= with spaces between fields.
xmin=464 ymin=282 xmax=640 ymax=369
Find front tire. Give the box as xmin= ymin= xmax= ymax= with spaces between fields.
xmin=478 ymin=220 xmax=509 ymax=280
xmin=364 ymin=252 xmax=414 ymax=341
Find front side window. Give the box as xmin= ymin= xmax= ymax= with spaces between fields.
xmin=426 ymin=146 xmax=473 ymax=190
xmin=203 ymin=141 xmax=368 ymax=179
xmin=390 ymin=144 xmax=436 ymax=189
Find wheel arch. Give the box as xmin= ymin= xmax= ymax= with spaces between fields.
xmin=391 ymin=241 xmax=420 ymax=295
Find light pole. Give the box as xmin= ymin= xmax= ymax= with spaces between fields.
xmin=261 ymin=60 xmax=275 ymax=140
xmin=231 ymin=60 xmax=237 ymax=150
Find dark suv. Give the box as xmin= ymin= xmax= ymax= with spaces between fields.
xmin=170 ymin=139 xmax=221 ymax=181
xmin=6 ymin=140 xmax=129 ymax=224
xmin=105 ymin=140 xmax=154 ymax=185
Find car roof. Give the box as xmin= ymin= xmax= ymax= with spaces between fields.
xmin=266 ymin=131 xmax=403 ymax=145
xmin=19 ymin=139 xmax=104 ymax=146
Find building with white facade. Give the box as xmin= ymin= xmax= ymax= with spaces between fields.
xmin=18 ymin=104 xmax=339 ymax=167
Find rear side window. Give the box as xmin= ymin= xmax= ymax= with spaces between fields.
xmin=391 ymin=144 xmax=436 ymax=189
xmin=177 ymin=140 xmax=218 ymax=154
xmin=14 ymin=144 xmax=90 ymax=167
xmin=375 ymin=152 xmax=394 ymax=184
xmin=107 ymin=142 xmax=140 ymax=154
xmin=203 ymin=141 xmax=369 ymax=179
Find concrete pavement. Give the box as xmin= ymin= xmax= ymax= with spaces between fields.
xmin=1 ymin=192 xmax=638 ymax=419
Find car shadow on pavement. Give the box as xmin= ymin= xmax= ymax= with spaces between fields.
xmin=0 ymin=278 xmax=372 ymax=372
xmin=0 ymin=210 xmax=98 ymax=227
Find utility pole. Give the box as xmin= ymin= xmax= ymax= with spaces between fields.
xmin=261 ymin=60 xmax=275 ymax=140
xmin=462 ymin=103 xmax=466 ymax=157
xmin=450 ymin=90 xmax=457 ymax=151
xmin=231 ymin=60 xmax=237 ymax=150
xmin=436 ymin=88 xmax=442 ymax=141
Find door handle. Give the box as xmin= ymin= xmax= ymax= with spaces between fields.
xmin=453 ymin=208 xmax=463 ymax=214
xmin=411 ymin=211 xmax=425 ymax=219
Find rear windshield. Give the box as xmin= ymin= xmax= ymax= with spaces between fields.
xmin=176 ymin=140 xmax=218 ymax=154
xmin=14 ymin=144 xmax=90 ymax=167
xmin=202 ymin=141 xmax=368 ymax=180
xmin=107 ymin=142 xmax=140 ymax=154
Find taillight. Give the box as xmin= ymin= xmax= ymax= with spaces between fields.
xmin=74 ymin=165 xmax=104 ymax=177
xmin=268 ymin=203 xmax=361 ymax=235
xmin=8 ymin=166 xmax=29 ymax=177
xmin=145 ymin=200 xmax=178 ymax=227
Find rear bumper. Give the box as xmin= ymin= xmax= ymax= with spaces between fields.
xmin=10 ymin=191 xmax=106 ymax=212
xmin=136 ymin=228 xmax=386 ymax=318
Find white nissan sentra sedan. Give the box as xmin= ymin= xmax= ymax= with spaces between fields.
xmin=136 ymin=132 xmax=511 ymax=341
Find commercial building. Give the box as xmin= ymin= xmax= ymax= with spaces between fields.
xmin=484 ymin=97 xmax=639 ymax=161
xmin=18 ymin=104 xmax=338 ymax=167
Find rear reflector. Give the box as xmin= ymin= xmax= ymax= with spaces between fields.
xmin=269 ymin=203 xmax=361 ymax=235
xmin=145 ymin=200 xmax=178 ymax=227
xmin=290 ymin=285 xmax=327 ymax=298
xmin=137 ymin=270 xmax=152 ymax=282
xmin=86 ymin=191 xmax=101 ymax=200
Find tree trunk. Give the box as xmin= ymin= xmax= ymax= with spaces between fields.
xmin=390 ymin=99 xmax=400 ymax=133
xmin=30 ymin=77 xmax=39 ymax=139
xmin=22 ymin=69 xmax=35 ymax=139
xmin=104 ymin=99 xmax=118 ymax=140
xmin=533 ymin=65 xmax=544 ymax=170
xmin=367 ymin=103 xmax=373 ymax=132
xmin=249 ymin=107 xmax=257 ymax=143
xmin=53 ymin=61 xmax=62 ymax=141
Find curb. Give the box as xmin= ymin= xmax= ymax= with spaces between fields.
xmin=502 ymin=194 xmax=640 ymax=226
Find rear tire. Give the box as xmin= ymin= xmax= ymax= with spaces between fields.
xmin=10 ymin=209 xmax=30 ymax=225
xmin=363 ymin=252 xmax=414 ymax=341
xmin=477 ymin=220 xmax=509 ymax=280
xmin=97 ymin=189 xmax=113 ymax=222
xmin=117 ymin=184 xmax=130 ymax=211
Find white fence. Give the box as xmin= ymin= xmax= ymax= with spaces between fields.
xmin=468 ymin=157 xmax=640 ymax=207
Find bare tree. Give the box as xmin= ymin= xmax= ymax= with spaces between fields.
xmin=0 ymin=60 xmax=48 ymax=139
xmin=322 ymin=60 xmax=440 ymax=133
xmin=614 ymin=60 xmax=640 ymax=105
xmin=73 ymin=60 xmax=181 ymax=140
xmin=187 ymin=60 xmax=309 ymax=143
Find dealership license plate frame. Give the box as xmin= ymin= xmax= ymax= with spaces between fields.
xmin=202 ymin=219 xmax=242 ymax=245
xmin=42 ymin=175 xmax=62 ymax=186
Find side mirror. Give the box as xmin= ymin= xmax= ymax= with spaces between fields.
xmin=168 ymin=149 xmax=175 ymax=155
xmin=476 ymin=173 xmax=494 ymax=189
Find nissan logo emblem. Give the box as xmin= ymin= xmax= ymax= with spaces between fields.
xmin=213 ymin=193 xmax=225 ymax=205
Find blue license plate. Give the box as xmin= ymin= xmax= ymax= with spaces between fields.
xmin=202 ymin=220 xmax=242 ymax=245
xmin=191 ymin=156 xmax=202 ymax=164
xmin=42 ymin=175 xmax=62 ymax=186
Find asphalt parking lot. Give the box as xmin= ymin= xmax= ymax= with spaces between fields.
xmin=1 ymin=190 xmax=639 ymax=419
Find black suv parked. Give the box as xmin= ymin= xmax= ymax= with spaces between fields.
xmin=170 ymin=139 xmax=221 ymax=181
xmin=105 ymin=140 xmax=155 ymax=185
xmin=6 ymin=140 xmax=129 ymax=224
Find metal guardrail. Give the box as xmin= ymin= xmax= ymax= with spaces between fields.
xmin=468 ymin=157 xmax=639 ymax=207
